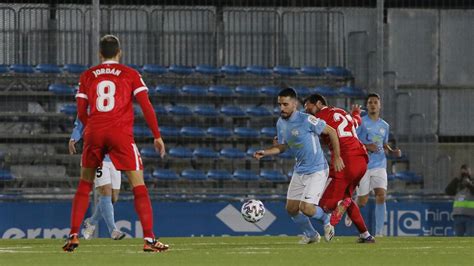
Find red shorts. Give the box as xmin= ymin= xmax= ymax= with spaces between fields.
xmin=319 ymin=154 xmax=368 ymax=212
xmin=81 ymin=127 xmax=143 ymax=171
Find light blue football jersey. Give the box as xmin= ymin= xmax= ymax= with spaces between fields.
xmin=277 ymin=111 xmax=328 ymax=175
xmin=356 ymin=116 xmax=389 ymax=169
xmin=71 ymin=117 xmax=111 ymax=162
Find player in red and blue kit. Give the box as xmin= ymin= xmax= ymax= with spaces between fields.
xmin=63 ymin=35 xmax=169 ymax=252
xmin=304 ymin=94 xmax=375 ymax=243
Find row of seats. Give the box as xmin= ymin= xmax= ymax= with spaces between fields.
xmin=388 ymin=171 xmax=423 ymax=184
xmin=144 ymin=169 xmax=289 ymax=182
xmin=49 ymin=83 xmax=366 ymax=98
xmin=135 ymin=126 xmax=276 ymax=139
xmin=3 ymin=64 xmax=352 ymax=78
xmin=141 ymin=146 xmax=291 ymax=160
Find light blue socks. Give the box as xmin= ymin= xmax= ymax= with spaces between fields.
xmin=98 ymin=195 xmax=117 ymax=234
xmin=375 ymin=203 xmax=386 ymax=235
xmin=291 ymin=212 xmax=318 ymax=238
xmin=312 ymin=206 xmax=330 ymax=225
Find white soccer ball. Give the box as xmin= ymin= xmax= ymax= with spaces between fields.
xmin=241 ymin=199 xmax=265 ymax=223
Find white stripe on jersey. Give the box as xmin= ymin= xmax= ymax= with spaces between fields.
xmin=75 ymin=93 xmax=88 ymax=100
xmin=311 ymin=134 xmax=318 ymax=155
xmin=132 ymin=143 xmax=140 ymax=170
xmin=133 ymin=86 xmax=148 ymax=96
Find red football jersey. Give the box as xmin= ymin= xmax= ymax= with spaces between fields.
xmin=76 ymin=61 xmax=148 ymax=133
xmin=315 ymin=106 xmax=367 ymax=157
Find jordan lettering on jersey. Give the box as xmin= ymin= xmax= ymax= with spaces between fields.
xmin=92 ymin=68 xmax=122 ymax=78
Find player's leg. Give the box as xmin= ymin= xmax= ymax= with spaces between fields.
xmin=83 ymin=166 xmax=110 ymax=239
xmin=356 ymin=170 xmax=371 ymax=208
xmin=99 ymin=162 xmax=125 ymax=240
xmin=63 ymin=167 xmax=96 ymax=252
xmin=453 ymin=215 xmax=466 ymax=237
xmin=372 ymin=168 xmax=388 ymax=236
xmin=286 ymin=174 xmax=320 ymax=244
xmin=299 ymin=170 xmax=334 ymax=242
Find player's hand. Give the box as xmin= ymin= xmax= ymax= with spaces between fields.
xmin=253 ymin=150 xmax=265 ymax=160
xmin=334 ymin=156 xmax=345 ymax=172
xmin=272 ymin=136 xmax=278 ymax=146
xmin=154 ymin=137 xmax=166 ymax=158
xmin=68 ymin=139 xmax=77 ymax=155
xmin=392 ymin=148 xmax=402 ymax=157
xmin=351 ymin=104 xmax=361 ymax=114
xmin=365 ymin=143 xmax=379 ymax=152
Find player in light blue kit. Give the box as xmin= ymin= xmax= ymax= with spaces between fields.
xmin=355 ymin=93 xmax=401 ymax=236
xmin=69 ymin=117 xmax=125 ymax=240
xmin=254 ymin=88 xmax=345 ymax=244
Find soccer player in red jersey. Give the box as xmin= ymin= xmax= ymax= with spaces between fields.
xmin=63 ymin=35 xmax=169 ymax=252
xmin=304 ymin=93 xmax=375 ymax=243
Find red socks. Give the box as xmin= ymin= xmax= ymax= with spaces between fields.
xmin=70 ymin=180 xmax=93 ymax=235
xmin=347 ymin=199 xmax=368 ymax=234
xmin=133 ymin=185 xmax=155 ymax=239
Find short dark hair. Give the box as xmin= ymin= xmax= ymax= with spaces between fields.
xmin=304 ymin=93 xmax=327 ymax=106
xmin=278 ymin=87 xmax=297 ymax=99
xmin=366 ymin=92 xmax=380 ymax=104
xmin=461 ymin=164 xmax=469 ymax=170
xmin=100 ymin=35 xmax=120 ymax=59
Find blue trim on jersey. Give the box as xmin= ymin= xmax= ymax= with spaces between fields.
xmin=277 ymin=111 xmax=328 ymax=175
xmin=356 ymin=116 xmax=389 ymax=169
xmin=71 ymin=117 xmax=111 ymax=162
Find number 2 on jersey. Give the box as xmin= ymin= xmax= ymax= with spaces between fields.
xmin=333 ymin=113 xmax=358 ymax=138
xmin=96 ymin=80 xmax=116 ymax=112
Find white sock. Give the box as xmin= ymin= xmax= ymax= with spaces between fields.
xmin=144 ymin=237 xmax=154 ymax=242
xmin=360 ymin=231 xmax=370 ymax=238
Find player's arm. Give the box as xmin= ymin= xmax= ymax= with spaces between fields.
xmin=383 ymin=143 xmax=401 ymax=157
xmin=134 ymin=82 xmax=165 ymax=158
xmin=321 ymin=125 xmax=345 ymax=172
xmin=75 ymin=74 xmax=89 ymax=127
xmin=254 ymin=144 xmax=287 ymax=160
xmin=69 ymin=117 xmax=84 ymax=155
xmin=350 ymin=104 xmax=362 ymax=128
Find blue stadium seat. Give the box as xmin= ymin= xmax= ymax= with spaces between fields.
xmin=0 ymin=65 xmax=10 ymax=73
xmin=388 ymin=174 xmax=397 ymax=182
xmin=235 ymin=85 xmax=260 ymax=96
xmin=273 ymin=106 xmax=280 ymax=115
xmin=168 ymin=105 xmax=191 ymax=116
xmin=133 ymin=105 xmax=142 ymax=115
xmin=155 ymin=84 xmax=179 ymax=95
xmin=142 ymin=64 xmax=167 ymax=75
xmin=207 ymin=170 xmax=232 ymax=180
xmin=220 ymin=148 xmax=245 ymax=159
xmin=193 ymin=147 xmax=219 ymax=158
xmin=246 ymin=106 xmax=272 ymax=117
xmin=294 ymin=86 xmax=311 ymax=97
xmin=126 ymin=64 xmax=142 ymax=73
xmin=181 ymin=169 xmax=208 ymax=181
xmin=220 ymin=64 xmax=245 ymax=75
xmin=36 ymin=64 xmax=61 ymax=73
xmin=10 ymin=64 xmax=35 ymax=73
xmin=273 ymin=65 xmax=298 ymax=76
xmin=48 ymin=84 xmax=75 ymax=95
xmin=133 ymin=126 xmax=152 ymax=137
xmin=220 ymin=105 xmax=246 ymax=117
xmin=394 ymin=171 xmax=423 ymax=183
xmin=300 ymin=66 xmax=325 ymax=76
xmin=313 ymin=86 xmax=339 ymax=97
xmin=194 ymin=105 xmax=219 ymax=117
xmin=260 ymin=86 xmax=281 ymax=96
xmin=338 ymin=86 xmax=366 ymax=98
xmin=180 ymin=127 xmax=206 ymax=137
xmin=246 ymin=65 xmax=272 ymax=76
xmin=260 ymin=169 xmax=288 ymax=182
xmin=154 ymin=106 xmax=168 ymax=116
xmin=234 ymin=127 xmax=259 ymax=138
xmin=159 ymin=126 xmax=180 ymax=137
xmin=233 ymin=170 xmax=259 ymax=181
xmin=207 ymin=127 xmax=233 ymax=138
xmin=140 ymin=147 xmax=160 ymax=158
xmin=59 ymin=104 xmax=77 ymax=115
xmin=209 ymin=85 xmax=233 ymax=96
xmin=169 ymin=64 xmax=194 ymax=75
xmin=195 ymin=64 xmax=219 ymax=75
xmin=152 ymin=169 xmax=179 ymax=181
xmin=63 ymin=64 xmax=87 ymax=74
xmin=260 ymin=127 xmax=277 ymax=137
xmin=325 ymin=66 xmax=352 ymax=78
xmin=0 ymin=169 xmax=14 ymax=181
xmin=168 ymin=147 xmax=193 ymax=158
xmin=143 ymin=171 xmax=153 ymax=182
xmin=181 ymin=85 xmax=208 ymax=96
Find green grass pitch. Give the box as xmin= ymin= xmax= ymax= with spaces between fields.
xmin=1 ymin=236 xmax=473 ymax=266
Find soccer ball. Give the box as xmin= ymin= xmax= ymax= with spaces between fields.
xmin=241 ymin=199 xmax=265 ymax=223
